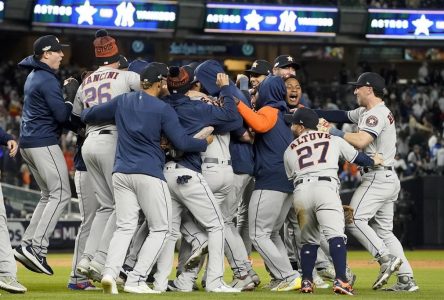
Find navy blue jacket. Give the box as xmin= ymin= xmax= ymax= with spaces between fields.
xmin=81 ymin=91 xmax=207 ymax=181
xmin=195 ymin=60 xmax=254 ymax=175
xmin=18 ymin=56 xmax=73 ymax=148
xmin=252 ymin=76 xmax=293 ymax=193
xmin=165 ymin=84 xmax=241 ymax=173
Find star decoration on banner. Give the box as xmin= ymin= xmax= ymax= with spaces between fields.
xmin=244 ymin=10 xmax=264 ymax=31
xmin=76 ymin=0 xmax=98 ymax=25
xmin=412 ymin=14 xmax=433 ymax=36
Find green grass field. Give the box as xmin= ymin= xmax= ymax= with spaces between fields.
xmin=2 ymin=250 xmax=443 ymax=299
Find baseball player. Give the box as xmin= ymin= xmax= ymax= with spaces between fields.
xmin=15 ymin=35 xmax=78 ymax=275
xmin=169 ymin=64 xmax=258 ymax=291
xmin=273 ymin=55 xmax=299 ymax=78
xmin=284 ymin=108 xmax=383 ymax=295
xmin=81 ymin=64 xmax=210 ymax=294
xmin=235 ymin=75 xmax=302 ymax=291
xmin=153 ymin=67 xmax=241 ymax=293
xmin=0 ymin=127 xmax=27 ymax=294
xmin=315 ymin=72 xmax=419 ymax=292
xmin=72 ymin=29 xmax=140 ymax=280
xmin=244 ymin=59 xmax=272 ymax=108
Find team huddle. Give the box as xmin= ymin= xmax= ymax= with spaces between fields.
xmin=0 ymin=29 xmax=419 ymax=296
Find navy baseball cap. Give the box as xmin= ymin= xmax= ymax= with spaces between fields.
xmin=33 ymin=35 xmax=69 ymax=55
xmin=149 ymin=62 xmax=169 ymax=77
xmin=274 ymin=54 xmax=300 ymax=70
xmin=128 ymin=59 xmax=149 ymax=75
xmin=284 ymin=107 xmax=319 ymax=130
xmin=348 ymin=72 xmax=385 ymax=92
xmin=245 ymin=59 xmax=272 ymax=76
xmin=140 ymin=65 xmax=163 ymax=84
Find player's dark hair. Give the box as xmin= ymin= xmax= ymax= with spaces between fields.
xmin=373 ymin=88 xmax=384 ymax=99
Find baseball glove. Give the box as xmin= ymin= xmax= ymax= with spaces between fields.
xmin=343 ymin=205 xmax=354 ymax=225
xmin=63 ymin=77 xmax=79 ymax=104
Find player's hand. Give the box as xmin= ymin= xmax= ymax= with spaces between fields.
xmin=160 ymin=135 xmax=172 ymax=150
xmin=194 ymin=126 xmax=214 ymax=139
xmin=216 ymin=73 xmax=229 ymax=88
xmin=7 ymin=140 xmax=18 ymax=158
xmin=373 ymin=153 xmax=384 ymax=166
xmin=206 ymin=134 xmax=214 ymax=145
xmin=317 ymin=118 xmax=331 ymax=132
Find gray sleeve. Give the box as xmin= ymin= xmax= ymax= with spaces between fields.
xmin=336 ymin=137 xmax=359 ymax=163
xmin=72 ymin=88 xmax=83 ymax=117
xmin=347 ymin=107 xmax=363 ymax=125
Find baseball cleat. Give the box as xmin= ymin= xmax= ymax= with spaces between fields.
xmin=75 ymin=257 xmax=91 ymax=277
xmin=88 ymin=260 xmax=104 ymax=282
xmin=124 ymin=282 xmax=160 ymax=294
xmin=301 ymin=279 xmax=314 ymax=293
xmin=22 ymin=245 xmax=53 ymax=275
xmin=13 ymin=246 xmax=42 ymax=274
xmin=346 ymin=265 xmax=357 ymax=286
xmin=207 ymin=283 xmax=241 ymax=293
xmin=248 ymin=269 xmax=261 ymax=287
xmin=101 ymin=275 xmax=118 ymax=294
xmin=167 ymin=280 xmax=192 ymax=292
xmin=184 ymin=240 xmax=208 ymax=270
xmin=382 ymin=276 xmax=419 ymax=292
xmin=229 ymin=275 xmax=255 ymax=291
xmin=313 ymin=271 xmax=330 ymax=289
xmin=0 ymin=276 xmax=27 ymax=293
xmin=262 ymin=278 xmax=282 ymax=290
xmin=67 ymin=281 xmax=100 ymax=291
xmin=317 ymin=265 xmax=336 ymax=281
xmin=333 ymin=279 xmax=354 ymax=296
xmin=372 ymin=254 xmax=402 ymax=290
xmin=271 ymin=276 xmax=302 ymax=292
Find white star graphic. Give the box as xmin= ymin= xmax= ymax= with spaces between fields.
xmin=412 ymin=14 xmax=433 ymax=36
xmin=287 ymin=56 xmax=293 ymax=62
xmin=244 ymin=10 xmax=264 ymax=31
xmin=252 ymin=61 xmax=258 ymax=68
xmin=76 ymin=0 xmax=98 ymax=25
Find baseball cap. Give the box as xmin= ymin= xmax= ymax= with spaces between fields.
xmin=140 ymin=64 xmax=163 ymax=84
xmin=33 ymin=35 xmax=69 ymax=55
xmin=149 ymin=62 xmax=169 ymax=77
xmin=284 ymin=107 xmax=319 ymax=130
xmin=128 ymin=59 xmax=149 ymax=74
xmin=118 ymin=55 xmax=129 ymax=69
xmin=245 ymin=59 xmax=272 ymax=76
xmin=348 ymin=72 xmax=385 ymax=92
xmin=274 ymin=54 xmax=300 ymax=70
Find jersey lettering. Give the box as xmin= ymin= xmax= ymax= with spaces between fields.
xmin=84 ymin=82 xmax=112 ymax=108
xmin=387 ymin=112 xmax=394 ymax=124
xmin=296 ymin=141 xmax=330 ymax=170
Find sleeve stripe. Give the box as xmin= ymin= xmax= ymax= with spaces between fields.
xmin=350 ymin=151 xmax=359 ymax=163
xmin=362 ymin=128 xmax=378 ymax=137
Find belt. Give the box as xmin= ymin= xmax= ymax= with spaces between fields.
xmin=203 ymin=157 xmax=232 ymax=165
xmin=166 ymin=163 xmax=187 ymax=170
xmin=361 ymin=166 xmax=394 ymax=174
xmin=87 ymin=129 xmax=114 ymax=137
xmin=294 ymin=176 xmax=332 ymax=187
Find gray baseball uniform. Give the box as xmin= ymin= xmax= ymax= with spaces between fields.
xmin=346 ymin=103 xmax=413 ymax=277
xmin=72 ymin=67 xmax=140 ymax=268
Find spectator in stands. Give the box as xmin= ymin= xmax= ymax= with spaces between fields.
xmin=394 ymin=153 xmax=409 ymax=178
xmin=407 ymin=144 xmax=424 ymax=174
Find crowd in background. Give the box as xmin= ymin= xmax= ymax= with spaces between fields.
xmin=0 ymin=56 xmax=443 ymax=192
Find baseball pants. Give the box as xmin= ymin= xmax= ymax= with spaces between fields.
xmin=249 ymin=190 xmax=299 ymax=280
xmin=104 ymin=173 xmax=171 ymax=286
xmin=154 ymin=162 xmax=225 ymax=292
xmin=0 ymin=185 xmax=17 ymax=277
xmin=234 ymin=174 xmax=254 ymax=255
xmin=81 ymin=132 xmax=117 ymax=266
xmin=20 ymin=145 xmax=71 ymax=256
xmin=69 ymin=170 xmax=99 ymax=284
xmin=346 ymin=170 xmax=413 ymax=276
